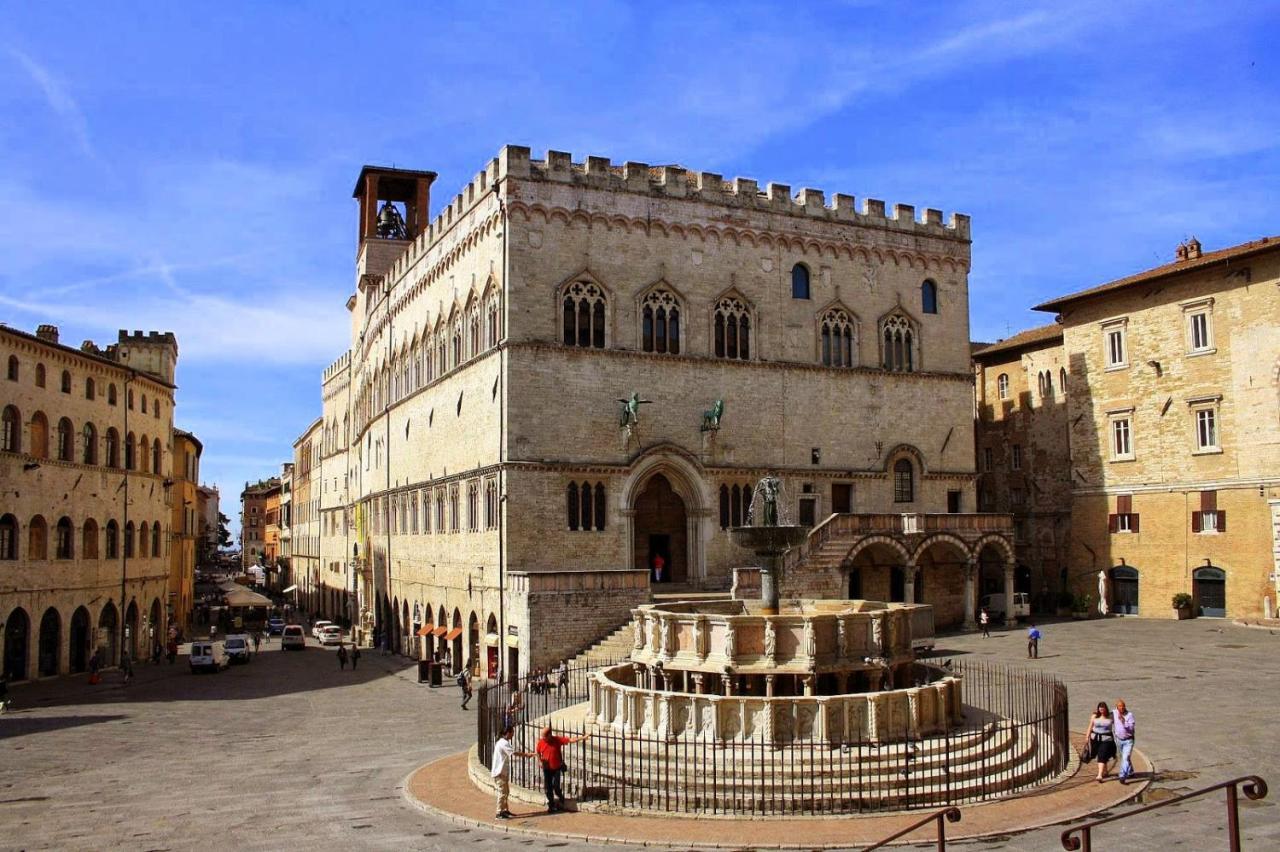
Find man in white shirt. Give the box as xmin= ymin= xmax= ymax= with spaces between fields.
xmin=491 ymin=725 xmax=530 ymax=819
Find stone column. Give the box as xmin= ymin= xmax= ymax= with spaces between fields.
xmin=765 ymin=674 xmax=775 ymax=697
xmin=904 ymin=564 xmax=916 ymax=604
xmin=963 ymin=560 xmax=978 ymax=630
xmin=692 ymin=673 xmax=705 ymax=695
xmin=802 ymin=673 xmax=815 ymax=696
xmin=1003 ymin=562 xmax=1016 ymax=627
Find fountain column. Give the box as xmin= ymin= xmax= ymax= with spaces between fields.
xmin=760 ymin=550 xmax=781 ymax=615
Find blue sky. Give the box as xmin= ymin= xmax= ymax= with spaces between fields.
xmin=2 ymin=2 xmax=1277 ymax=538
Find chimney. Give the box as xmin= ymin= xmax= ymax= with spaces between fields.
xmin=35 ymin=324 xmax=59 ymax=344
xmin=1186 ymin=236 xmax=1202 ymax=259
xmin=1175 ymin=243 xmax=1188 ymax=261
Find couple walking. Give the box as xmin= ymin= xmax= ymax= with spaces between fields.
xmin=1083 ymin=699 xmax=1137 ymax=783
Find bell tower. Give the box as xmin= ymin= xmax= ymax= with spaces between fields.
xmin=352 ymin=166 xmax=436 ymax=272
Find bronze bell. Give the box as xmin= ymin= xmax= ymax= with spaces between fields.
xmin=377 ymin=200 xmax=405 ymax=239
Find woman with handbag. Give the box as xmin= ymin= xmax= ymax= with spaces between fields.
xmin=1082 ymin=700 xmax=1117 ymax=782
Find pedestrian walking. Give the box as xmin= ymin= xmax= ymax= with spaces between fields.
xmin=1083 ymin=701 xmax=1117 ymax=782
xmin=121 ymin=651 xmax=134 ymax=686
xmin=555 ymin=660 xmax=569 ymax=697
xmin=166 ymin=639 xmax=178 ymax=664
xmin=89 ymin=648 xmax=102 ymax=685
xmin=503 ymin=689 xmax=525 ymax=730
xmin=337 ymin=644 xmax=349 ymax=670
xmin=0 ymin=674 xmax=11 ymax=714
xmin=1026 ymin=623 xmax=1042 ymax=658
xmin=491 ymin=725 xmax=531 ymax=819
xmin=1113 ymin=699 xmax=1136 ymax=784
xmin=252 ymin=632 xmax=261 ymax=656
xmin=458 ymin=666 xmax=473 ymax=709
xmin=351 ymin=645 xmax=361 ymax=670
xmin=533 ymin=725 xmax=592 ymax=812
xmin=979 ymin=608 xmax=990 ymax=638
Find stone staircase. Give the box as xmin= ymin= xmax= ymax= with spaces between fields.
xmin=570 ymin=719 xmax=1065 ymax=813
xmin=566 ymin=620 xmax=636 ymax=670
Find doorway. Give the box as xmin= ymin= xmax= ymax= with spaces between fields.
xmin=3 ymin=607 xmax=29 ymax=681
xmin=70 ymin=607 xmax=91 ymax=673
xmin=1193 ymin=566 xmax=1226 ymax=618
xmin=633 ymin=474 xmax=687 ymax=583
xmin=1110 ymin=566 xmax=1139 ymax=615
xmin=38 ymin=608 xmax=60 ymax=676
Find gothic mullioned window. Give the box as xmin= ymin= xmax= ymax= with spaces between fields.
xmin=881 ymin=314 xmax=916 ymax=372
xmin=567 ymin=481 xmax=606 ymax=531
xmin=562 ymin=281 xmax=606 ymax=348
xmin=486 ymin=294 xmax=500 ymax=348
xmin=713 ymin=296 xmax=751 ymax=360
xmin=718 ymin=483 xmax=754 ymax=529
xmin=820 ymin=307 xmax=856 ymax=368
xmin=641 ymin=289 xmax=681 ymax=354
xmin=893 ymin=458 xmax=915 ymax=503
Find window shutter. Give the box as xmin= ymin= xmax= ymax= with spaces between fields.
xmin=1217 ymin=511 xmax=1226 ymax=532
xmin=1108 ymin=514 xmax=1118 ymax=533
xmin=1201 ymin=490 xmax=1217 ymax=512
xmin=1130 ymin=514 xmax=1140 ymax=533
xmin=1117 ymin=494 xmax=1132 ymax=514
xmin=1191 ymin=511 xmax=1201 ymax=533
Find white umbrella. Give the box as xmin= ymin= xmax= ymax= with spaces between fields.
xmin=1097 ymin=570 xmax=1109 ymax=615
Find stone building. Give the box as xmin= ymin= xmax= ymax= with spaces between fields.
xmin=304 ymin=147 xmax=1013 ymax=676
xmin=2 ymin=324 xmax=178 ymax=680
xmin=1035 ymin=236 xmax=1280 ymax=618
xmin=290 ymin=420 xmax=321 ymax=612
xmin=239 ymin=477 xmax=277 ymax=569
xmin=170 ymin=429 xmax=203 ymax=633
xmin=971 ymin=325 xmax=1073 ymax=613
xmin=278 ymin=462 xmax=293 ymax=588
xmin=196 ymin=483 xmax=220 ymax=565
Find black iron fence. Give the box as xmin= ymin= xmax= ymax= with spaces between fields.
xmin=476 ymin=658 xmax=1069 ymax=816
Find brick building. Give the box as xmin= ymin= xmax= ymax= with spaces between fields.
xmin=169 ymin=428 xmax=203 ymax=633
xmin=971 ymin=325 xmax=1073 ymax=613
xmin=2 ymin=325 xmax=178 ymax=680
xmin=301 ymin=146 xmax=1014 ymax=676
xmin=1035 ymin=236 xmax=1280 ymax=618
xmin=239 ymin=477 xmax=277 ymax=569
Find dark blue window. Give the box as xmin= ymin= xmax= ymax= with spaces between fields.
xmin=921 ymin=279 xmax=938 ymax=314
xmin=791 ymin=264 xmax=810 ymax=300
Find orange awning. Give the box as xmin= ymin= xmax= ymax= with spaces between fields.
xmin=444 ymin=627 xmax=463 ymax=641
xmin=416 ymin=623 xmax=434 ymax=637
xmin=431 ymin=625 xmax=449 ymax=637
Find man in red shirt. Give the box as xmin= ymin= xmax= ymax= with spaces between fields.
xmin=534 ymin=725 xmax=591 ymax=812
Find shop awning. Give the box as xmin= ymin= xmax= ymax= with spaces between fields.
xmin=484 ymin=632 xmax=500 ymax=647
xmin=444 ymin=627 xmax=463 ymax=641
xmin=221 ymin=585 xmax=273 ymax=608
xmin=416 ymin=623 xmax=434 ymax=637
xmin=431 ymin=625 xmax=449 ymax=637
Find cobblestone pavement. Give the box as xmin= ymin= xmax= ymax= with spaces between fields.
xmin=1 ymin=618 xmax=1276 ymax=851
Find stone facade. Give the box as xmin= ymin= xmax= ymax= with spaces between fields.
xmin=301 ymin=147 xmax=1005 ymax=675
xmin=1 ymin=325 xmax=178 ymax=679
xmin=1035 ymin=237 xmax=1280 ymax=618
xmin=972 ymin=325 xmax=1073 ymax=612
xmin=239 ymin=478 xmax=277 ymax=569
xmin=169 ymin=429 xmax=203 ymax=634
xmin=290 ymin=421 xmax=321 ymax=610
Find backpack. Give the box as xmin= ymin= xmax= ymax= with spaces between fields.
xmin=456 ymin=672 xmax=467 ymax=688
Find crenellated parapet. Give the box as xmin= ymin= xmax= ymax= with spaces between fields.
xmin=499 ymin=146 xmax=970 ymax=241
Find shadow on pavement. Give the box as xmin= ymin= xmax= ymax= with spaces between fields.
xmin=0 ymin=714 xmax=128 ymax=739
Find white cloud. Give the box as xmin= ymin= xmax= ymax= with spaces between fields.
xmin=6 ymin=47 xmax=97 ymax=162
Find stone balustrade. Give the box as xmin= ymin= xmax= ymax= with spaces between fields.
xmin=588 ymin=663 xmax=961 ymax=744
xmin=628 ymin=600 xmax=925 ymax=675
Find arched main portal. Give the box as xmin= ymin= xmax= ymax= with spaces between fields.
xmin=38 ymin=607 xmax=60 ymax=676
xmin=3 ymin=607 xmax=30 ymax=681
xmin=69 ymin=607 xmax=91 ymax=673
xmin=468 ymin=611 xmax=479 ymax=677
xmin=632 ymin=473 xmax=688 ymax=584
xmin=1109 ymin=566 xmax=1139 ymax=615
xmin=98 ymin=602 xmax=119 ymax=666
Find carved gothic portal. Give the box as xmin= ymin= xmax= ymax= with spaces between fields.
xmin=632 ymin=474 xmax=688 ymax=584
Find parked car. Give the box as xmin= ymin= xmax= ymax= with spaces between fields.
xmin=224 ymin=634 xmax=252 ymax=664
xmin=189 ymin=641 xmax=227 ymax=673
xmin=311 ymin=620 xmax=334 ymax=640
xmin=980 ymin=592 xmax=1031 ymax=622
xmin=319 ymin=625 xmax=344 ymax=646
xmin=266 ymin=617 xmax=286 ymax=636
xmin=281 ymin=624 xmax=306 ymax=651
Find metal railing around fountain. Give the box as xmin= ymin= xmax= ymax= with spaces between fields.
xmin=475 ymin=658 xmax=1070 ymax=817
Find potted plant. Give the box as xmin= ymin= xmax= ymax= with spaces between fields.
xmin=1072 ymin=592 xmax=1092 ymax=620
xmin=1171 ymin=592 xmax=1194 ymax=620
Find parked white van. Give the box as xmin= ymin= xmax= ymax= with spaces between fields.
xmin=189 ymin=641 xmax=227 ymax=673
xmin=224 ymin=634 xmax=252 ymax=664
xmin=980 ymin=592 xmax=1031 ymax=622
xmin=281 ymin=624 xmax=306 ymax=651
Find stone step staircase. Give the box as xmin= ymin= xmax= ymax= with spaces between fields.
xmin=566 ymin=620 xmax=636 ymax=670
xmin=570 ymin=720 xmax=1062 ymax=812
